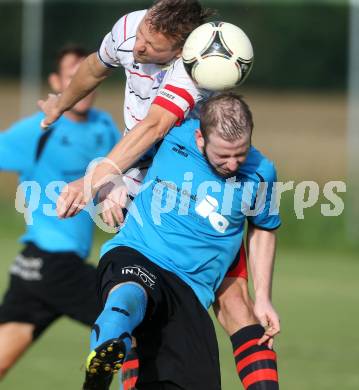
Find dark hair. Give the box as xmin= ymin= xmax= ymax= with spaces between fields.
xmin=54 ymin=44 xmax=89 ymax=72
xmin=148 ymin=0 xmax=215 ymax=48
xmin=199 ymin=93 xmax=254 ymax=141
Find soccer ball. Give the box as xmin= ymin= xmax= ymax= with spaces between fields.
xmin=182 ymin=21 xmax=254 ymax=91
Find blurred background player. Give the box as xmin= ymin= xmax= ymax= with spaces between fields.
xmin=83 ymin=94 xmax=280 ymax=390
xmin=0 ymin=45 xmax=120 ymax=379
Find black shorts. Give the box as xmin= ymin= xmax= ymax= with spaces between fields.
xmin=0 ymin=243 xmax=101 ymax=339
xmin=98 ymin=246 xmax=221 ymax=390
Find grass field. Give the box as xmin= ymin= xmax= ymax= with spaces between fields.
xmin=0 ymin=84 xmax=357 ymax=389
xmin=0 ymin=223 xmax=358 ymax=389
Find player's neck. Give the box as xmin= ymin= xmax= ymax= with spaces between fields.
xmin=64 ymin=109 xmax=89 ymax=123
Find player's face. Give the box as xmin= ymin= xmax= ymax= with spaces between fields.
xmin=52 ymin=54 xmax=96 ymax=116
xmin=196 ymin=129 xmax=250 ymax=178
xmin=133 ymin=17 xmax=182 ymax=64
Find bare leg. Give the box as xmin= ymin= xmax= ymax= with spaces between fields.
xmin=0 ymin=322 xmax=34 ymax=379
xmin=213 ymin=277 xmax=258 ymax=335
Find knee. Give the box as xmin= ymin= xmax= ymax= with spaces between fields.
xmin=214 ymin=278 xmax=258 ymax=335
xmin=216 ymin=277 xmax=252 ymax=314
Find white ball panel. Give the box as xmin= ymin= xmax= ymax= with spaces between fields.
xmin=220 ymin=23 xmax=253 ymax=61
xmin=182 ymin=23 xmax=215 ymax=62
xmin=193 ymin=56 xmax=240 ymax=91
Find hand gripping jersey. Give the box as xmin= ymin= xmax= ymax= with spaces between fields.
xmin=101 ymin=119 xmax=281 ymax=309
xmin=98 ymin=10 xmax=209 ymax=133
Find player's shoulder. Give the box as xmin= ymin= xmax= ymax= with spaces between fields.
xmin=167 ymin=58 xmax=205 ymax=90
xmin=88 ymin=108 xmax=120 ymax=134
xmin=126 ymin=9 xmax=147 ymax=28
xmin=168 ymin=118 xmax=199 ymax=139
xmin=88 ymin=108 xmax=113 ymax=124
xmin=167 ymin=58 xmax=194 ymax=82
xmin=241 ymin=146 xmax=277 ymax=183
xmin=164 ymin=118 xmax=199 ymax=151
xmin=4 ymin=111 xmax=44 ymax=134
xmin=163 ymin=58 xmax=211 ymax=104
xmin=112 ymin=9 xmax=146 ymax=42
xmin=18 ymin=111 xmax=44 ymax=126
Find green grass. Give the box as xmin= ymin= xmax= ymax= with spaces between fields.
xmin=0 ymin=196 xmax=358 ymax=389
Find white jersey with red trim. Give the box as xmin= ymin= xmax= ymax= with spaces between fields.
xmin=98 ymin=10 xmax=209 ymax=134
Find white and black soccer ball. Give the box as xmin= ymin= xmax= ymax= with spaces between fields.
xmin=182 ymin=21 xmax=254 ymax=91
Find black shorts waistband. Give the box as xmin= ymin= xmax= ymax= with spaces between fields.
xmin=22 ymin=242 xmax=83 ymax=261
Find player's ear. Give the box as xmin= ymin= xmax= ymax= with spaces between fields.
xmin=48 ymin=73 xmax=61 ymax=93
xmin=195 ymin=129 xmax=205 ymax=151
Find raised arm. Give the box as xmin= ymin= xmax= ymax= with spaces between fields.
xmin=38 ymin=53 xmax=112 ymax=128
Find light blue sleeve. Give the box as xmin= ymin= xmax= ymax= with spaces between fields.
xmin=247 ymin=163 xmax=281 ymax=231
xmin=0 ymin=113 xmax=43 ymax=173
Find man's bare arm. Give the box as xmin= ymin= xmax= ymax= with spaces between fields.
xmin=92 ymin=104 xmax=177 ymax=181
xmin=38 ymin=53 xmax=112 ymax=127
xmin=247 ymin=225 xmax=280 ymax=348
xmin=247 ymin=225 xmax=276 ymax=300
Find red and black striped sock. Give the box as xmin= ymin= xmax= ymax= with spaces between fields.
xmin=231 ymin=324 xmax=279 ymax=390
xmin=122 ymin=348 xmax=139 ymax=390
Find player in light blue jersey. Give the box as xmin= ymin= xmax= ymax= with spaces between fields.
xmin=82 ymin=94 xmax=281 ymax=390
xmin=0 ymin=46 xmax=120 ymax=379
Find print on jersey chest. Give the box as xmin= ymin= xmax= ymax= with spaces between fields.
xmin=148 ymin=171 xmax=246 ymax=234
xmin=126 ymin=64 xmax=166 ymax=98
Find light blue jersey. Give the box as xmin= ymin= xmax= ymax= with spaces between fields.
xmin=0 ymin=110 xmax=121 ymax=258
xmin=102 ymin=119 xmax=280 ymax=308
